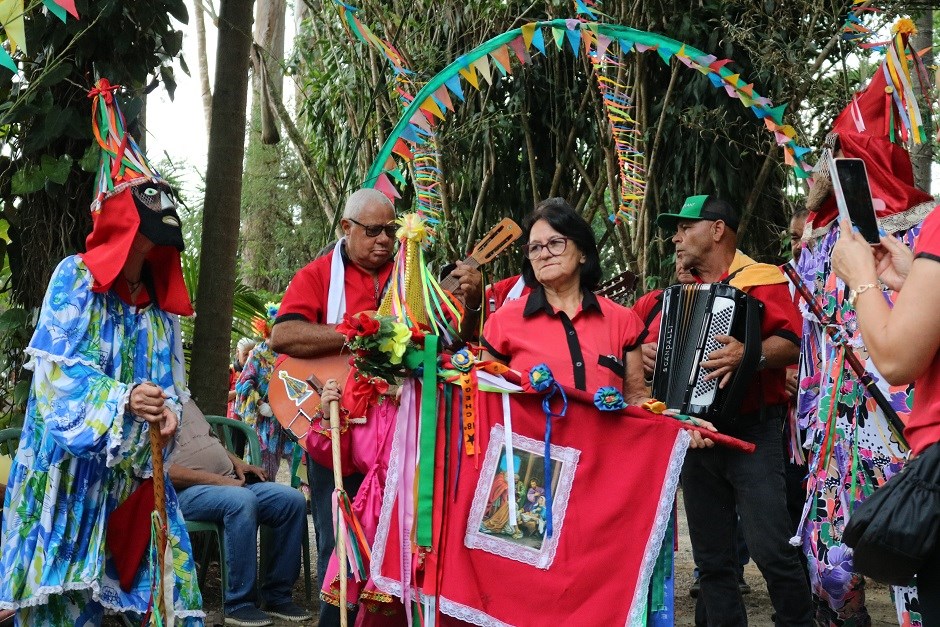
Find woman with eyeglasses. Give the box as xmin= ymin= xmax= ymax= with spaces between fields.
xmin=480 ymin=197 xmax=649 ymax=404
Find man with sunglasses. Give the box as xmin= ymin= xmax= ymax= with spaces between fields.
xmin=271 ymin=188 xmax=482 ymax=626
xmin=270 ymin=188 xmax=396 ymax=626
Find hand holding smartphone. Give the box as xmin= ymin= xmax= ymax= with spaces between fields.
xmin=829 ymin=156 xmax=881 ymax=245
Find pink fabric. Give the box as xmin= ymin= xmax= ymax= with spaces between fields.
xmin=321 ymin=397 xmax=402 ymax=620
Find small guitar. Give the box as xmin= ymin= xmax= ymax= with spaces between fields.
xmin=271 ymin=218 xmax=523 ymax=446
xmin=595 ymin=269 xmax=638 ymax=306
xmin=438 ymin=218 xmax=522 ymax=299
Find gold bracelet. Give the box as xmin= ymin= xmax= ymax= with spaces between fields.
xmin=848 ymin=283 xmax=877 ymax=308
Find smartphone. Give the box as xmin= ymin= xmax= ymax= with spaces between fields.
xmin=832 ymin=157 xmax=881 ymax=244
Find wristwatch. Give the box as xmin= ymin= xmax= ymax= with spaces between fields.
xmin=847 ymin=282 xmax=877 ymax=308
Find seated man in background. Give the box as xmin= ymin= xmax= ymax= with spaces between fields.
xmin=169 ymin=400 xmax=312 ymax=627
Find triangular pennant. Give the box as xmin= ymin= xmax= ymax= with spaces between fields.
xmin=723 ymin=73 xmax=741 ymax=87
xmin=618 ymin=39 xmax=634 ymax=53
xmin=531 ymin=27 xmax=546 ymax=54
xmin=457 ymin=62 xmax=480 ymax=90
xmin=767 ymin=103 xmax=787 ymax=124
xmin=42 ymin=0 xmax=66 ymax=22
xmin=751 ymin=105 xmax=768 ymax=119
xmin=739 ymin=93 xmax=755 ymax=107
xmin=399 ymin=124 xmax=422 ymax=144
xmin=656 ymin=45 xmax=673 ymax=65
xmin=444 ymin=74 xmax=465 ymax=101
xmin=388 ymin=167 xmax=407 ymax=186
xmin=777 ymin=124 xmax=797 ymax=139
xmin=775 ymin=131 xmax=790 ymax=144
xmin=490 ymin=45 xmax=512 ymax=75
xmin=724 ymin=84 xmax=741 ymax=99
xmin=0 ymin=0 xmax=27 ymax=54
xmin=564 ymin=29 xmax=581 ymax=57
xmin=706 ymin=72 xmax=724 ymax=88
xmin=0 ymin=44 xmax=15 ymax=73
xmin=392 ymin=138 xmax=414 ymax=161
xmin=473 ymin=55 xmax=493 ymax=85
xmin=552 ymin=27 xmax=566 ymax=51
xmin=634 ymin=43 xmax=653 ymax=52
xmin=783 ymin=147 xmax=795 ymax=166
xmin=374 ymin=172 xmax=401 ymax=200
xmin=793 ymin=145 xmax=812 ymax=158
xmin=580 ymin=29 xmax=594 ymax=55
xmin=433 ymin=85 xmax=454 ymax=112
xmin=420 ymin=96 xmax=446 ymax=121
xmin=410 ymin=111 xmax=431 ymax=132
xmin=708 ymin=59 xmax=732 ymax=71
xmin=738 ymin=83 xmax=754 ymax=97
xmin=508 ymin=36 xmax=531 ymax=65
xmin=521 ymin=23 xmax=537 ymax=50
xmin=596 ymin=34 xmax=612 ymax=60
xmin=793 ymin=164 xmax=811 ymax=179
xmin=53 ymin=0 xmax=78 ymax=18
xmin=384 ymin=156 xmax=397 ymax=171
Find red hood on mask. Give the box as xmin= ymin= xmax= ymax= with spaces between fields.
xmin=809 ymin=62 xmax=933 ymax=230
xmin=79 ymin=180 xmax=193 ymax=316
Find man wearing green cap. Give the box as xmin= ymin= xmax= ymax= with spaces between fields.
xmin=657 ymin=195 xmax=812 ymax=626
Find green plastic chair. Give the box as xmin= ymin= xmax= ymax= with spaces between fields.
xmin=185 ymin=416 xmax=313 ymax=607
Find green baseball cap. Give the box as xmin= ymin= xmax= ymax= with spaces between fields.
xmin=656 ymin=195 xmax=740 ymax=232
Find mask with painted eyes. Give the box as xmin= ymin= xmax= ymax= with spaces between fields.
xmin=131 ymin=181 xmax=184 ymax=251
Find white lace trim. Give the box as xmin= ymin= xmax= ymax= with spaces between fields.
xmin=23 ymin=347 xmax=101 ymax=371
xmin=807 ymin=200 xmax=937 ymax=240
xmin=463 ymin=424 xmax=579 ymax=570
xmin=0 ymin=579 xmax=205 ymax=618
xmin=626 ymin=430 xmax=689 ymax=626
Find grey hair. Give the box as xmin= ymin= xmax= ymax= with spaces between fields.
xmin=343 ymin=189 xmax=394 ymax=220
xmin=236 ymin=337 xmax=256 ymax=354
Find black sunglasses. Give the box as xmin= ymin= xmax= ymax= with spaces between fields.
xmin=349 ymin=218 xmax=397 ymax=238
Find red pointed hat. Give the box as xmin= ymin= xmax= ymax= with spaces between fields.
xmin=78 ymin=79 xmax=193 ymax=316
xmin=808 ymin=22 xmax=934 ymax=229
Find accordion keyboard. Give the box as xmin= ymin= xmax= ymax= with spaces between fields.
xmin=689 ymin=296 xmax=736 ymax=406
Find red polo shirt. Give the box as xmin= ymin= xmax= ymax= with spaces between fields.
xmin=631 ymin=289 xmax=664 ymax=345
xmin=277 ymin=244 xmax=394 ymax=325
xmin=907 ymin=207 xmax=940 ymax=455
xmin=481 ymin=287 xmax=643 ymax=392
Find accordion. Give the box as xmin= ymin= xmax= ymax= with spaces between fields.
xmin=651 ymin=283 xmax=763 ymax=426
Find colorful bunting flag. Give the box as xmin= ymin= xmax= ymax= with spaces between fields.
xmin=489 ymin=45 xmax=512 ymax=75
xmin=0 ymin=0 xmax=27 ymax=54
xmin=42 ymin=0 xmax=66 ymax=22
xmin=53 ymin=0 xmax=78 ymax=19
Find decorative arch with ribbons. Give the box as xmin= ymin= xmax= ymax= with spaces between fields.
xmin=363 ymin=19 xmax=815 ymax=222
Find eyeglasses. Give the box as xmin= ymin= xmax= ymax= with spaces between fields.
xmin=523 ymin=237 xmax=569 ymax=260
xmin=349 ymin=218 xmax=398 ymax=238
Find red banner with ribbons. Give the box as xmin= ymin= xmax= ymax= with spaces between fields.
xmin=370 ymin=386 xmax=691 ymax=626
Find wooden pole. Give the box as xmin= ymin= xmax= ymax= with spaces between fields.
xmin=329 ymin=400 xmax=349 ymax=627
xmin=149 ymin=427 xmax=168 ymax=620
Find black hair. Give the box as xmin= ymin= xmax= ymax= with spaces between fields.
xmin=520 ymin=197 xmax=602 ymax=290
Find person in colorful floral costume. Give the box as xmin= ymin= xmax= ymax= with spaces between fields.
xmin=235 ymin=303 xmax=299 ymax=480
xmin=0 ymin=79 xmax=203 ymax=624
xmin=795 ymin=20 xmax=931 ymax=626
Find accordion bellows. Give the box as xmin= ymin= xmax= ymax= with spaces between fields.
xmin=652 ymin=283 xmax=763 ymax=428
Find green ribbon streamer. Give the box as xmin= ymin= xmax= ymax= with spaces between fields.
xmin=416 ymin=334 xmax=439 ymax=547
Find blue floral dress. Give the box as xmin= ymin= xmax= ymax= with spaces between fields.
xmin=0 ymin=256 xmax=203 ymax=624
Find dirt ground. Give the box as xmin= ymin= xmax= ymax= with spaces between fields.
xmin=108 ymin=478 xmax=903 ymax=627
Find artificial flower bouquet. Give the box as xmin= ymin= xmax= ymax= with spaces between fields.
xmin=336 ymin=311 xmax=419 ymax=386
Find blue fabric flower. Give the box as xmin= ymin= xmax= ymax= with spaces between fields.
xmin=594 ymin=386 xmax=626 ymax=411
xmin=451 ymin=347 xmax=475 ymax=373
xmin=529 ymin=363 xmax=555 ymax=392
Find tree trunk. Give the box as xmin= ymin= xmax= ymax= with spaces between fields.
xmin=240 ymin=0 xmax=287 ymax=291
xmin=194 ymin=0 xmax=214 ymax=138
xmin=911 ymin=10 xmax=933 ymax=192
xmin=190 ymin=0 xmax=256 ymax=415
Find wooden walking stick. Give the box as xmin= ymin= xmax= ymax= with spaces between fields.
xmin=329 ymin=398 xmax=349 ymax=627
xmin=149 ymin=425 xmax=169 ymax=622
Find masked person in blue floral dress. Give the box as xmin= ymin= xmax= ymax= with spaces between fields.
xmin=0 ymin=80 xmax=203 ymax=625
